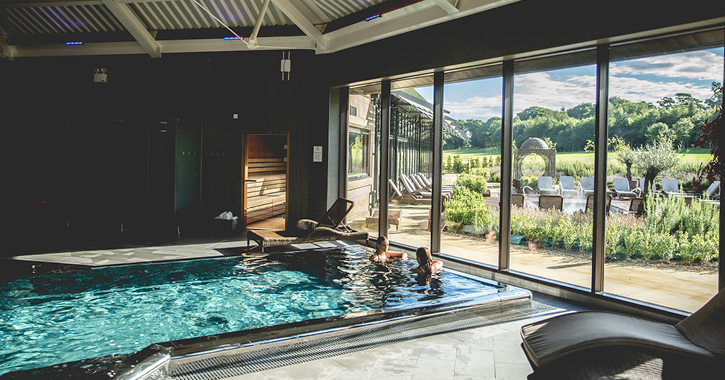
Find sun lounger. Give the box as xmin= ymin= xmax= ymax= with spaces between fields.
xmin=613 ymin=177 xmax=638 ymax=198
xmin=661 ymin=178 xmax=684 ymax=196
xmin=246 ymin=198 xmax=368 ymax=252
xmin=538 ymin=176 xmax=558 ymax=195
xmin=520 ymin=289 xmax=725 ymax=378
xmin=559 ymin=176 xmax=578 ymax=198
xmin=389 ymin=179 xmax=431 ymax=205
xmin=580 ymin=176 xmax=594 ymax=197
xmin=701 ymin=180 xmax=720 ymax=199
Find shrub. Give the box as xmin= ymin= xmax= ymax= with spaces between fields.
xmin=520 ymin=175 xmax=538 ymax=190
xmin=470 ymin=157 xmax=481 ymax=169
xmin=469 ymin=167 xmax=492 ymax=180
xmin=444 ymin=188 xmax=495 ymax=233
xmin=452 ymin=155 xmax=466 ymax=173
xmin=455 ymin=173 xmax=488 ymax=194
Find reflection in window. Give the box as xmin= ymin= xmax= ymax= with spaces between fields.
xmin=348 ymin=130 xmax=370 ymax=177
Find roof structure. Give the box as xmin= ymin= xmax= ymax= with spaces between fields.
xmin=0 ymin=0 xmax=521 ymax=59
xmin=392 ymin=89 xmax=469 ymax=141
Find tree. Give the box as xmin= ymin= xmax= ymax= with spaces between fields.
xmin=609 ymin=136 xmax=637 ymax=180
xmin=694 ymin=84 xmax=723 ymax=182
xmin=633 ymin=136 xmax=681 ymax=195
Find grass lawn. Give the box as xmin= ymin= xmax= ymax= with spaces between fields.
xmin=443 ymin=148 xmax=713 ymax=166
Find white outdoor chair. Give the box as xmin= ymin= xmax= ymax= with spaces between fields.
xmin=559 ymin=176 xmax=579 ymax=198
xmin=538 ymin=176 xmax=558 ymax=195
xmin=580 ymin=177 xmax=595 ymax=197
xmin=661 ymin=178 xmax=683 ymax=196
xmin=613 ymin=178 xmax=638 ymax=198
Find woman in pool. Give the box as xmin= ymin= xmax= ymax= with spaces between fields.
xmin=370 ymin=236 xmax=408 ymax=263
xmin=411 ymin=247 xmax=443 ymax=274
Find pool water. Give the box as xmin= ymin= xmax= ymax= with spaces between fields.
xmin=0 ymin=245 xmax=503 ymax=375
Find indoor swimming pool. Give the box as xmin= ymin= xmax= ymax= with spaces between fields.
xmin=0 ymin=244 xmax=523 ymax=376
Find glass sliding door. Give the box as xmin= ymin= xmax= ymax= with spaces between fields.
xmin=346 ymin=85 xmax=380 ymax=236
xmin=605 ymin=36 xmax=723 ymax=312
xmin=510 ymin=51 xmax=597 ymax=288
xmin=385 ymin=78 xmax=435 ymax=248
xmin=439 ymin=66 xmax=503 ymax=267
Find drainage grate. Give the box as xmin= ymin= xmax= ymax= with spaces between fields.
xmin=171 ymin=300 xmax=555 ymax=380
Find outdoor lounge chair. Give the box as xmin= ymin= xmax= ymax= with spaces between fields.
xmin=613 ymin=177 xmax=638 ymax=198
xmin=538 ymin=176 xmax=558 ymax=195
xmin=246 ymin=198 xmax=368 ymax=252
xmin=415 ymin=173 xmax=454 ymax=192
xmin=702 ymin=181 xmax=720 ymax=199
xmin=520 ymin=288 xmax=725 ymax=379
xmin=389 ymin=179 xmax=431 ymax=205
xmin=585 ymin=194 xmax=612 ymax=214
xmin=638 ymin=177 xmax=656 ymax=196
xmin=511 ymin=193 xmax=526 ymax=207
xmin=622 ymin=197 xmax=644 ymax=216
xmin=661 ymin=178 xmax=683 ymax=196
xmin=400 ymin=174 xmax=433 ymax=197
xmin=538 ymin=195 xmax=563 ymax=211
xmin=580 ymin=176 xmax=594 ymax=197
xmin=559 ymin=176 xmax=578 ymax=198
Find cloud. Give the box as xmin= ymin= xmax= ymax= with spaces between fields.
xmin=444 ymin=95 xmax=502 ymax=120
xmin=609 ymin=76 xmax=714 ymax=104
xmin=513 ymin=72 xmax=596 ymax=113
xmin=610 ymin=50 xmax=723 ymax=82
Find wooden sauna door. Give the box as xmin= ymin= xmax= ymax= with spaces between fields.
xmin=243 ymin=134 xmax=289 ymax=230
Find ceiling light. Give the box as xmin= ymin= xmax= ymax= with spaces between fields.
xmin=223 ymin=36 xmax=243 ymax=40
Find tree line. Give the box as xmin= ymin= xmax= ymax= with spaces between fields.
xmin=446 ymin=82 xmax=722 ymax=152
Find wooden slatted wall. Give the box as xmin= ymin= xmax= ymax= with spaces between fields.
xmin=245 ymin=157 xmax=287 ymax=224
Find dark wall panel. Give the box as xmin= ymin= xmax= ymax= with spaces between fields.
xmin=3 ymin=51 xmax=327 ymax=253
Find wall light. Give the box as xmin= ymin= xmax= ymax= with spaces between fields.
xmin=364 ymin=14 xmax=380 ymax=21
xmin=223 ymin=36 xmax=243 ymax=40
xmin=65 ymin=41 xmax=83 ymax=45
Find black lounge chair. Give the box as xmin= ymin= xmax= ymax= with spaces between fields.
xmin=521 ymin=289 xmax=725 ymax=379
xmin=247 ymin=198 xmax=368 ymax=252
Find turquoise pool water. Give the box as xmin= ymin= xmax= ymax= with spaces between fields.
xmin=0 ymin=244 xmax=503 ymax=375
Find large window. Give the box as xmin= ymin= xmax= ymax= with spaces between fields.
xmin=605 ymin=43 xmax=723 ymax=312
xmin=341 ymin=28 xmax=723 ymax=313
xmin=440 ymin=66 xmax=503 ymax=268
xmin=511 ymin=53 xmax=597 ymax=289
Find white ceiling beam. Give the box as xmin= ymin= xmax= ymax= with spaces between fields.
xmin=10 ymin=36 xmax=315 ymax=57
xmin=429 ymin=0 xmax=459 ymax=14
xmin=271 ymin=0 xmax=328 ymax=48
xmin=323 ymin=0 xmax=520 ymax=54
xmin=299 ymin=0 xmax=331 ymax=24
xmin=101 ymin=0 xmax=161 ymax=58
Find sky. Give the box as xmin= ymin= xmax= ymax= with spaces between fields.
xmin=416 ymin=47 xmax=724 ymax=122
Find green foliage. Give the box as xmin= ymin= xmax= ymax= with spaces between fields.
xmin=556 ymin=160 xmax=594 ymax=179
xmin=452 ymin=155 xmax=466 ymax=173
xmin=444 ymin=188 xmax=496 ymax=233
xmin=444 ymin=156 xmax=453 ymax=172
xmin=455 ymin=173 xmax=488 ymax=194
xmin=520 ymin=175 xmax=538 ymax=190
xmin=470 ymin=157 xmax=481 ymax=169
xmin=633 ymin=136 xmax=682 ymax=192
xmin=469 ymin=167 xmax=492 ymax=180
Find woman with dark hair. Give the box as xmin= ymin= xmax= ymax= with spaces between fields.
xmin=369 ymin=236 xmax=408 ymax=263
xmin=411 ymin=247 xmax=443 ymax=274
